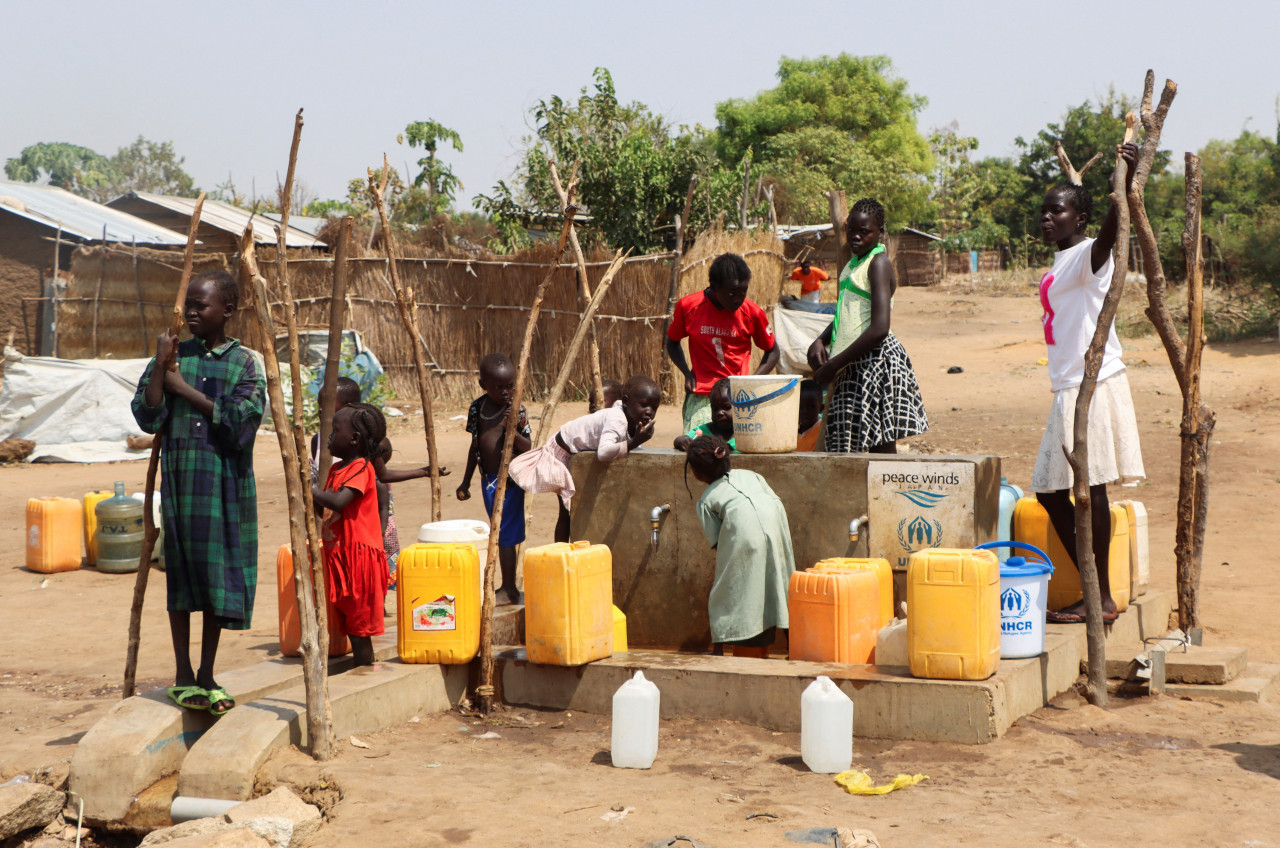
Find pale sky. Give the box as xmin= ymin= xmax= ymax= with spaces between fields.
xmin=3 ymin=0 xmax=1273 ymax=213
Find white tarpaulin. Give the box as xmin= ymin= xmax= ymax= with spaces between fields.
xmin=0 ymin=346 xmax=150 ymax=463
xmin=772 ymin=306 xmax=832 ymax=375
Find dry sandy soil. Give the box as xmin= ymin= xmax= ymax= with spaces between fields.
xmin=1 ymin=281 xmax=1278 ymax=847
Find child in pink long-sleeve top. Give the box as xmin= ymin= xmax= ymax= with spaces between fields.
xmin=508 ymin=375 xmax=660 ymax=542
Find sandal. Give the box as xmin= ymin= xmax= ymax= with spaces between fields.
xmin=206 ymin=687 xmax=236 ymax=717
xmin=167 ymin=685 xmax=210 ymax=711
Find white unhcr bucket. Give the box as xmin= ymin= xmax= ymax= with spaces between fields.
xmin=728 ymin=375 xmax=801 ymax=453
xmin=976 ymin=541 xmax=1054 ymax=659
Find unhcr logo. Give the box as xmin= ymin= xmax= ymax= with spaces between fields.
xmin=1001 ymin=587 xmax=1032 ymax=619
xmin=731 ymin=387 xmax=760 ymax=420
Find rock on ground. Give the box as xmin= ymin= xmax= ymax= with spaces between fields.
xmin=225 ymin=786 xmax=322 ymax=848
xmin=142 ymin=816 xmax=296 ymax=848
xmin=0 ymin=783 xmax=64 ymax=840
xmin=152 ymin=827 xmax=272 ymax=848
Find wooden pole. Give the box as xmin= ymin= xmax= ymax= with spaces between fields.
xmin=476 ymin=180 xmax=579 ymax=715
xmin=825 ymin=190 xmax=849 ymax=270
xmin=93 ymin=225 xmax=106 ymax=357
xmin=274 ymin=109 xmax=331 ymax=672
xmin=739 ymin=155 xmax=752 ymax=231
xmin=317 ymin=217 xmax=354 ymax=482
xmin=50 ymin=226 xmax=62 ymax=357
xmin=123 ymin=193 xmax=205 ymax=699
xmin=548 ymin=159 xmax=604 ymax=410
xmin=534 ymin=249 xmax=629 ymax=445
xmin=367 ymin=157 xmax=443 ymax=521
xmin=1124 ymin=71 xmax=1215 ymax=631
xmin=1063 ymin=115 xmax=1136 ymax=707
xmin=240 ymin=228 xmax=333 ymax=760
xmin=132 ymin=237 xmax=149 ymax=351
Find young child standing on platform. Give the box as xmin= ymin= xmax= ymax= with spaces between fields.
xmin=673 ymin=378 xmax=737 ymax=453
xmin=685 ymin=435 xmax=795 ymax=658
xmin=132 ymin=270 xmax=266 ymax=716
xmin=808 ymin=198 xmax=929 ymax=453
xmin=509 ymin=375 xmax=661 ymax=543
xmin=313 ymin=403 xmax=390 ymax=666
xmin=1034 ymin=142 xmax=1145 ymax=624
xmin=457 ymin=353 xmax=531 ymax=605
xmin=666 ymin=253 xmax=779 ymax=433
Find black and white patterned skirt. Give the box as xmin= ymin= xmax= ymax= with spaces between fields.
xmin=824 ymin=332 xmax=929 ymax=452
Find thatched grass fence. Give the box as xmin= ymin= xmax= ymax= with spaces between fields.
xmin=54 ymin=229 xmax=787 ymax=405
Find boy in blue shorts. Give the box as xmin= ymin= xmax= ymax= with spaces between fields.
xmin=457 ymin=353 xmax=529 ymax=605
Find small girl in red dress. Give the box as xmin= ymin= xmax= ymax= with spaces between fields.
xmin=312 ymin=402 xmax=388 ymax=666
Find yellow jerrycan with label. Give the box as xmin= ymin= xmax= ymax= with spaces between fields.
xmin=397 ymin=542 xmax=481 ymax=664
xmin=907 ymin=547 xmax=1001 ymax=680
xmin=812 ymin=558 xmax=894 ymax=628
xmin=524 ymin=541 xmax=613 ymax=666
xmin=1011 ymin=497 xmax=1130 ymax=613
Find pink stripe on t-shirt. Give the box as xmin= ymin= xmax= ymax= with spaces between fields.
xmin=1039 ymin=272 xmax=1056 ymax=345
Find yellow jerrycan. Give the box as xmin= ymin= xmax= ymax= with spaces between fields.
xmin=26 ymin=497 xmax=82 ymax=574
xmin=907 ymin=547 xmax=1001 ymax=680
xmin=788 ymin=568 xmax=880 ymax=664
xmin=1011 ymin=498 xmax=1130 ymax=613
xmin=83 ymin=490 xmax=113 ymax=567
xmin=524 ymin=541 xmax=613 ymax=666
xmin=397 ymin=542 xmax=482 ymax=664
xmin=812 ymin=558 xmax=894 ymax=628
xmin=277 ymin=544 xmax=350 ymax=658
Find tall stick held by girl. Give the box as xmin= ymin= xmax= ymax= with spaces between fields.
xmin=1034 ymin=142 xmax=1146 ymax=623
xmin=808 ymin=198 xmax=929 ymax=453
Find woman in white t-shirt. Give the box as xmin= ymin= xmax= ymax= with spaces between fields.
xmin=1034 ymin=142 xmax=1145 ymax=624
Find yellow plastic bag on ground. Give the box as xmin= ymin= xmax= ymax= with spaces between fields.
xmin=833 ymin=770 xmax=928 ymax=795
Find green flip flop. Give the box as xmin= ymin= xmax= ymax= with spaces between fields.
xmin=206 ymin=687 xmax=236 ymax=717
xmin=167 ymin=685 xmax=210 ymax=712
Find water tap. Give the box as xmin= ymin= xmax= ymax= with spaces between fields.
xmin=650 ymin=503 xmax=671 ymax=548
xmin=848 ymin=514 xmax=869 ymax=542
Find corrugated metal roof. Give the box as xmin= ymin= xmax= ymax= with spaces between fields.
xmin=0 ymin=180 xmax=194 ymax=245
xmin=115 ymin=192 xmax=322 ymax=247
xmin=262 ymin=212 xmax=330 ymax=238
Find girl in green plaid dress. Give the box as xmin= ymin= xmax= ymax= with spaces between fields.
xmin=132 ymin=271 xmax=265 ymax=716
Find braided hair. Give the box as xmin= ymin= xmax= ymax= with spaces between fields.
xmin=684 ymin=434 xmax=732 ymax=497
xmin=1049 ymin=183 xmax=1094 ymax=228
xmin=346 ymin=402 xmax=387 ymax=461
xmin=848 ymin=198 xmax=886 ymax=230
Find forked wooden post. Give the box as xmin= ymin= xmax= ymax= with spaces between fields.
xmin=123 ymin=192 xmax=205 ymax=699
xmin=275 ymin=109 xmax=330 ymax=666
xmin=241 ymin=229 xmax=333 ymax=760
xmin=824 ymin=190 xmax=850 ymax=269
xmin=1062 ymin=114 xmax=1136 ymax=707
xmin=475 ymin=180 xmax=580 ymax=715
xmin=548 ymin=159 xmax=604 ymax=410
xmin=367 ymin=158 xmax=443 ymax=521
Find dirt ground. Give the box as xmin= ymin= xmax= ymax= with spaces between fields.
xmin=2 ymin=281 xmax=1278 ymax=847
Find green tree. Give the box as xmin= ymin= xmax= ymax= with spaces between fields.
xmin=714 ymin=54 xmax=934 ymax=226
xmin=109 ymin=136 xmax=197 ymax=197
xmin=4 ymin=142 xmax=118 ymax=201
xmin=928 ymin=125 xmax=983 ymax=241
xmin=475 ymin=68 xmax=741 ymax=252
xmin=401 ymin=120 xmax=464 ymax=213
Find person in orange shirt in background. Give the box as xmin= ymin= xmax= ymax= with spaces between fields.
xmin=790 ymin=258 xmax=829 ymax=303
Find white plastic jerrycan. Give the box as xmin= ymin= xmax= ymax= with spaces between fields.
xmin=611 ymin=670 xmax=660 ymax=768
xmin=801 ymin=675 xmax=853 ymax=774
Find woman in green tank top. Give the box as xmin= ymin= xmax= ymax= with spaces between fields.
xmin=807 ymin=199 xmax=929 ymax=453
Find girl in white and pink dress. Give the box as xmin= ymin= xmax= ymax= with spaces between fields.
xmin=1033 ymin=142 xmax=1145 ymax=623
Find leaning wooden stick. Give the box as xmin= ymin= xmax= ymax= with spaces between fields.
xmin=123 ymin=192 xmax=205 ymax=699
xmin=534 ymin=248 xmax=629 ymax=445
xmin=1063 ymin=113 xmax=1136 ymax=707
xmin=367 ymin=158 xmax=443 ymax=521
xmin=548 ymin=159 xmax=604 ymax=410
xmin=475 ymin=180 xmax=579 ymax=715
xmin=1054 ymin=140 xmax=1104 ymax=187
xmin=241 ymin=227 xmax=334 ymax=760
xmin=275 ymin=109 xmax=330 ymax=664
xmin=317 ymin=216 xmax=354 ymax=481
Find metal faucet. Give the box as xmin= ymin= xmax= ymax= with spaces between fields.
xmin=650 ymin=503 xmax=671 ymax=548
xmin=848 ymin=514 xmax=869 ymax=542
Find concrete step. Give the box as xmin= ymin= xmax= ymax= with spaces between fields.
xmin=1106 ymin=644 xmax=1248 ymax=685
xmin=1164 ymin=663 xmax=1280 ymax=704
xmin=179 ymin=660 xmax=468 ymax=801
